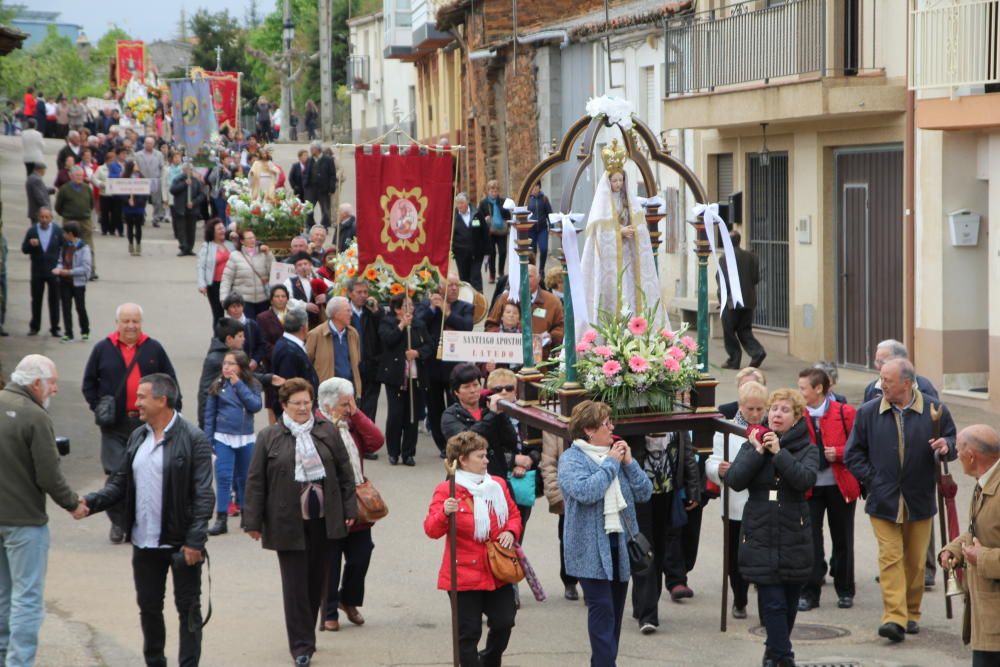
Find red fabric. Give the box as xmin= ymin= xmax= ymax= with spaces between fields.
xmin=355 ymin=144 xmax=454 ymax=283
xmin=116 ymin=41 xmax=145 ymax=86
xmin=206 ymin=72 xmax=240 ymax=132
xmin=805 ymin=401 xmax=861 ymax=503
xmin=467 ymin=407 xmax=482 ymax=421
xmin=23 ymin=93 xmax=35 ymax=117
xmin=109 ymin=331 xmax=150 ymax=412
xmin=213 ymin=247 xmax=230 ymax=283
xmin=424 ymin=477 xmax=522 ymax=591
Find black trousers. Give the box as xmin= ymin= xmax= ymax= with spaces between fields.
xmin=487 ymin=235 xmax=507 ymax=280
xmin=681 ymin=500 xmax=704 ymax=577
xmin=101 ymin=417 xmax=143 ymax=529
xmin=276 ymin=518 xmax=333 ymax=660
xmin=306 ymin=190 xmax=332 ymax=229
xmin=454 ymin=251 xmax=483 ymax=291
xmin=29 ymin=276 xmax=60 ymax=334
xmin=358 ymin=368 xmax=381 ymax=422
xmin=124 ymin=213 xmax=144 ymax=244
xmin=631 ymin=492 xmax=688 ymax=625
xmin=758 ymin=583 xmax=801 ymax=662
xmin=802 ymin=485 xmax=856 ymax=601
xmin=59 ymin=284 xmax=89 ymax=338
xmin=558 ymin=514 xmax=578 ymax=587
xmin=384 ymin=385 xmax=422 ymax=459
xmin=973 ymin=650 xmax=1000 ymax=667
xmin=455 ymin=585 xmax=516 ymax=667
xmin=324 ymin=528 xmax=374 ymax=621
xmin=132 ymin=547 xmax=203 ymax=667
xmin=206 ymin=281 xmax=224 ymax=325
xmin=726 ymin=519 xmax=750 ymax=609
xmin=426 ymin=377 xmax=454 ymax=452
xmin=722 ymin=307 xmax=765 ymax=367
xmin=99 ymin=195 xmax=117 ymax=234
xmin=173 ymin=212 xmax=198 ymax=254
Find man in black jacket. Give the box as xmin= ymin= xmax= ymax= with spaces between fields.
xmin=21 ymin=208 xmax=62 ymax=337
xmin=169 ymin=163 xmax=207 ymax=257
xmin=82 ymin=302 xmax=181 ymax=543
xmin=719 ymin=230 xmax=765 ymax=369
xmin=80 ymin=373 xmax=213 ymax=667
xmin=304 ymin=142 xmax=337 ymax=229
xmin=288 ymin=149 xmax=308 ymax=200
xmin=270 ymin=309 xmax=319 ymax=417
xmin=451 ymin=193 xmax=488 ymax=291
xmin=346 ymin=278 xmax=382 ymax=424
xmin=196 ymin=318 xmax=246 ymax=430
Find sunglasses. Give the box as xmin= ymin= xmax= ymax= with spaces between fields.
xmin=490 ymin=385 xmax=516 ymax=393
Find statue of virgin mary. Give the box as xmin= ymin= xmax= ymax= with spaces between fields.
xmin=580 ymin=138 xmax=665 ymax=327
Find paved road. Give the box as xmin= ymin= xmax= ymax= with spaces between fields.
xmin=0 ymin=135 xmax=983 ymax=666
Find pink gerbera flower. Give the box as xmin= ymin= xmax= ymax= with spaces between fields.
xmin=659 ymin=328 xmax=676 ymax=340
xmin=663 ymin=357 xmax=681 ymax=372
xmin=627 ymin=317 xmax=648 ymax=336
xmin=593 ymin=345 xmax=613 ymax=358
xmin=581 ymin=329 xmax=598 ymax=344
xmin=602 ymin=360 xmax=622 ymax=377
xmin=575 ymin=342 xmax=592 ymax=353
xmin=669 ymin=347 xmax=686 ymax=361
xmin=680 ymin=335 xmax=698 ymax=352
xmin=628 ymin=355 xmax=649 ymax=373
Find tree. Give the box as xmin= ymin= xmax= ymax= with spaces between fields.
xmin=246 ymin=0 xmax=320 ymax=114
xmin=245 ymin=0 xmax=262 ymax=29
xmin=188 ymin=9 xmax=257 ymax=108
xmin=89 ymin=26 xmax=130 ymax=70
xmin=0 ymin=25 xmax=95 ymax=99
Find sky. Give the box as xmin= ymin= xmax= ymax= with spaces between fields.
xmin=34 ymin=0 xmax=275 ymax=43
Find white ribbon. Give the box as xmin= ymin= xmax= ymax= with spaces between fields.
xmin=692 ymin=203 xmax=744 ymax=312
xmin=554 ymin=213 xmax=589 ymax=342
xmin=506 ymin=228 xmax=520 ymax=304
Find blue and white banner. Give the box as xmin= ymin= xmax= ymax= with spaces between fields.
xmin=169 ymin=79 xmax=217 ymax=151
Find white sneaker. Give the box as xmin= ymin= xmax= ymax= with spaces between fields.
xmin=640 ymin=622 xmax=657 ymax=635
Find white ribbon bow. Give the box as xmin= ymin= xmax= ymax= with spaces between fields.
xmin=552 ymin=212 xmax=589 ymax=341
xmin=692 ymin=203 xmax=744 ymax=312
xmin=506 ymin=228 xmax=521 ymax=304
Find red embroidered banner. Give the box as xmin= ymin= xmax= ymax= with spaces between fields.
xmin=116 ymin=41 xmax=145 ymax=86
xmin=356 ymin=145 xmax=454 ymax=282
xmin=206 ymin=72 xmax=240 ymax=132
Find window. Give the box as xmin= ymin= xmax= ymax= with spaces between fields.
xmin=642 ymin=66 xmax=656 ymax=124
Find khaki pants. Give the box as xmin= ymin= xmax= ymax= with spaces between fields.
xmin=870 ymin=515 xmax=933 ymax=626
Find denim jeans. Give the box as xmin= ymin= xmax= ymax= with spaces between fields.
xmin=0 ymin=525 xmax=50 ymax=667
xmin=213 ymin=440 xmax=255 ymax=513
xmin=757 ymin=582 xmax=802 ymax=662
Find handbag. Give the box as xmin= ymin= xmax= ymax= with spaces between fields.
xmin=94 ymin=354 xmax=141 ymax=427
xmin=486 ymin=541 xmax=525 ymax=584
xmin=507 ymin=470 xmax=537 ymax=508
xmin=622 ymin=513 xmax=654 ymax=577
xmin=355 ymin=478 xmax=388 ymax=524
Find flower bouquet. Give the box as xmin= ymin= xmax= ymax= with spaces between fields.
xmin=126 ymin=96 xmax=157 ymax=124
xmin=328 ymin=239 xmax=441 ymax=304
xmin=225 ymin=177 xmax=313 ymax=242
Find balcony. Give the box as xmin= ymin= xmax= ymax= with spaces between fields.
xmin=412 ymin=0 xmax=453 ymax=51
xmin=384 ymin=0 xmax=453 ymax=61
xmin=910 ymin=0 xmax=1000 ymax=91
xmin=347 ymin=55 xmax=370 ymax=92
xmin=662 ymin=0 xmax=906 ymax=129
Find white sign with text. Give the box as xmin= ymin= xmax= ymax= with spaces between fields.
xmin=269 ymin=262 xmax=298 ymax=286
xmin=442 ymin=331 xmax=526 ymax=364
xmin=106 ymin=179 xmax=152 ymax=195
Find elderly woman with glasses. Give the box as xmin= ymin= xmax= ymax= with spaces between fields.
xmin=243 ymin=378 xmax=358 ymax=667
xmin=559 ymin=400 xmax=652 ymax=666
xmin=315 ymin=377 xmax=384 ymax=632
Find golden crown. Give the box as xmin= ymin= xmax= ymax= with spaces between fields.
xmin=601 ymin=139 xmax=627 ymax=174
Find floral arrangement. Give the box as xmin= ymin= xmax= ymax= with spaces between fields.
xmin=328 ymin=239 xmax=441 ymax=304
xmin=586 ymin=95 xmax=635 ymax=130
xmin=543 ymin=303 xmax=701 ymax=416
xmin=126 ymin=96 xmax=157 ymax=124
xmin=224 ymin=177 xmax=313 ymax=240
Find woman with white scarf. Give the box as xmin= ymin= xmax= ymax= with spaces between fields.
xmin=316 ymin=378 xmax=384 ymax=632
xmin=558 ymin=400 xmax=653 ymax=667
xmin=243 ymin=378 xmax=358 ymax=667
xmin=424 ymin=432 xmax=522 ymax=667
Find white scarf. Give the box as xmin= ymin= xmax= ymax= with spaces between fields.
xmin=335 ymin=419 xmax=364 ymax=485
xmin=573 ymin=440 xmax=627 ymax=534
xmin=283 ymin=413 xmax=326 ymax=482
xmin=454 ymin=469 xmax=508 ymax=542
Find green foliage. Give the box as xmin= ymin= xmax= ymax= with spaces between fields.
xmin=246 ymin=0 xmax=320 ymax=112
xmin=188 ymin=8 xmax=258 ymax=109
xmin=0 ymin=26 xmax=96 ymax=99
xmin=89 ymin=26 xmax=131 ymax=69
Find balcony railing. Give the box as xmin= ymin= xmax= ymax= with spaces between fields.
xmin=665 ymin=0 xmax=827 ymax=96
xmin=910 ymin=0 xmax=1000 ymax=90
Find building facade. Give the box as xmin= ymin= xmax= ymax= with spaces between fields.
xmin=11 ymin=9 xmax=81 ymax=49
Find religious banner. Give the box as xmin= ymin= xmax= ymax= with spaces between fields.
xmin=169 ymin=79 xmax=218 ymax=151
xmin=116 ymin=40 xmax=145 ymax=87
xmin=355 ymin=145 xmax=454 ymax=284
xmin=192 ymin=68 xmax=241 ymax=133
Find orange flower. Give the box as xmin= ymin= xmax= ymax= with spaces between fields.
xmin=347 ymin=267 xmax=357 ymax=278
xmin=345 ymin=247 xmax=357 ymax=258
xmin=364 ymin=268 xmax=378 ymax=281
xmin=336 ymin=267 xmax=345 ymax=277
xmin=389 ymin=283 xmax=405 ymax=295
xmin=407 ymin=288 xmax=416 ymax=297
xmin=418 ymin=270 xmax=432 ymax=281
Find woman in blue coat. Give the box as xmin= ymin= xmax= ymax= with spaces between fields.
xmin=559 ymin=400 xmax=653 ymax=667
xmin=204 ymin=350 xmax=262 ymax=535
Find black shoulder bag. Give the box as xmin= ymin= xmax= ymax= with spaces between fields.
xmin=622 ymin=513 xmax=654 ymax=576
xmin=94 ymin=354 xmax=141 ymax=427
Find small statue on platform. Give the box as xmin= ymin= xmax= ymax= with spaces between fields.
xmin=580 ymin=138 xmax=665 ymax=328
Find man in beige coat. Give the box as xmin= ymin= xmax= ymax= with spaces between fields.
xmin=306 ymin=296 xmax=362 ymax=398
xmin=940 ymin=424 xmax=1000 ymax=664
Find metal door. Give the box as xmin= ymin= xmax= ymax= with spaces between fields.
xmin=747 ymin=152 xmax=789 ymax=331
xmin=840 ymin=184 xmax=869 ymax=366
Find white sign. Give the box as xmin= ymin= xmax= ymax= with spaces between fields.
xmin=106 ymin=178 xmax=151 ymax=195
xmin=85 ymin=97 xmax=119 ymax=115
xmin=269 ymin=262 xmax=297 ymax=286
xmin=443 ymin=331 xmax=536 ymax=364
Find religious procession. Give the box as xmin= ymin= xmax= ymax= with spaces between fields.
xmin=1 ymin=1 xmax=998 ymax=666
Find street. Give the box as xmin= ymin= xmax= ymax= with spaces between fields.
xmin=1 ymin=135 xmax=984 ymax=666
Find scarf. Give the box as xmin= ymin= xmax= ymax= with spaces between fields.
xmin=335 ymin=419 xmax=364 ymax=485
xmin=488 ymin=196 xmax=502 ymax=226
xmin=454 ymin=469 xmax=508 ymax=542
xmin=282 ymin=413 xmax=326 ymax=482
xmin=573 ymin=440 xmax=627 ymax=534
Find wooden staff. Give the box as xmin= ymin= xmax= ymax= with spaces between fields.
xmin=720 ymin=432 xmax=730 ymax=633
xmin=405 ymin=297 xmax=415 ymax=417
xmin=445 ymin=458 xmax=460 ymax=667
xmin=930 ymin=403 xmax=952 ymax=619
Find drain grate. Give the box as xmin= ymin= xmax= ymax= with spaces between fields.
xmin=749 ymin=623 xmax=851 ymax=641
xmin=797 ymin=663 xmax=861 ymax=667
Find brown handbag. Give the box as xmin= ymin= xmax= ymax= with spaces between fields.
xmin=355 ymin=478 xmax=388 ymax=524
xmin=486 ymin=541 xmax=525 ymax=584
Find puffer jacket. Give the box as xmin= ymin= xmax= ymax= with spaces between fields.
xmin=726 ymin=418 xmax=819 ymax=585
xmin=203 ymin=378 xmax=262 ymax=441
xmin=220 ymin=249 xmax=272 ymax=305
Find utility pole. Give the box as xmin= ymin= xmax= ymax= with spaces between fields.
xmin=280 ymin=0 xmax=294 ymax=142
xmin=318 ymin=0 xmax=333 ymax=141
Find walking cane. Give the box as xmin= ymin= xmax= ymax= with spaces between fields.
xmin=445 ymin=458 xmax=460 ymax=667
xmin=930 ymin=403 xmax=954 ymax=619
xmin=720 ymin=432 xmax=730 ymax=633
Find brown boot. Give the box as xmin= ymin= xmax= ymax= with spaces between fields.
xmin=339 ymin=603 xmax=365 ymax=626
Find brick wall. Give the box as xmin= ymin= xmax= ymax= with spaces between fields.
xmin=475 ymin=0 xmax=634 ymax=46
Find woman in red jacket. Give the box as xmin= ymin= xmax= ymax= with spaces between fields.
xmin=424 ymin=431 xmax=522 ymax=667
xmin=316 ymin=377 xmax=385 ymax=632
xmin=797 ymin=367 xmax=861 ymax=612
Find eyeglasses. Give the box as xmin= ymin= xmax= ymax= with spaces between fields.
xmin=601 ymin=419 xmax=614 ymax=429
xmin=490 ymin=385 xmax=516 ymax=393
xmin=286 ymin=400 xmax=312 ymax=408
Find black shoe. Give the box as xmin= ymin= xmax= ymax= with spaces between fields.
xmin=721 ymin=361 xmax=740 ymax=370
xmin=50 ymin=329 xmax=61 ymax=337
xmin=109 ymin=524 xmax=125 ymax=544
xmin=564 ymin=584 xmax=579 ymax=601
xmin=293 ymin=656 xmax=311 ymax=666
xmin=906 ymin=620 xmax=919 ymax=635
xmin=924 ymin=576 xmax=935 ymax=590
xmin=207 ymin=512 xmax=228 ymax=536
xmin=438 ymin=450 xmax=447 ymax=459
xmin=797 ymin=596 xmax=818 ymax=611
xmin=89 ymin=274 xmax=98 ymax=281
xmin=639 ymin=621 xmax=657 ymax=635
xmin=750 ymin=352 xmax=767 ymax=368
xmin=177 ymin=251 xmax=187 ymax=257
xmin=732 ymin=605 xmax=748 ymax=619
xmin=0 ymin=327 xmax=8 ymax=337
xmin=403 ymin=456 xmax=415 ymax=466
xmin=389 ymin=456 xmax=399 ymax=466
xmin=364 ymin=453 xmax=378 ymax=461
xmin=152 ymin=221 xmax=160 ymax=228
xmin=878 ymin=622 xmax=906 ymax=642
xmin=775 ymin=659 xmax=797 ymax=667
xmin=837 ymin=596 xmax=854 ymax=609
xmin=27 ymin=329 xmax=39 ymax=336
